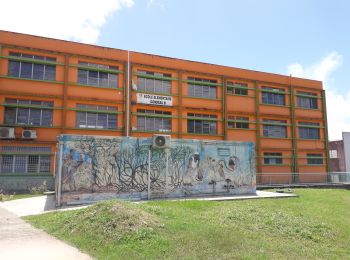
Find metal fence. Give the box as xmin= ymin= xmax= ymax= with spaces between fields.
xmin=256 ymin=172 xmax=350 ymax=186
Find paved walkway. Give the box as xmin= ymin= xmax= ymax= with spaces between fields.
xmin=0 ymin=205 xmax=91 ymax=260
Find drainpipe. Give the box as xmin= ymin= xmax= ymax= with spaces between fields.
xmin=148 ymin=148 xmax=151 ymax=200
xmin=56 ymin=142 xmax=63 ymax=207
xmin=126 ymin=50 xmax=130 ymax=136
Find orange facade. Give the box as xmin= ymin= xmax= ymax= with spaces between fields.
xmin=0 ymin=30 xmax=329 ymax=182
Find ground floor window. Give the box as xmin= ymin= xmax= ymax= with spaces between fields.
xmin=263 ymin=152 xmax=283 ymax=165
xmin=0 ymin=146 xmax=51 ymax=174
xmin=307 ymin=154 xmax=323 ymax=165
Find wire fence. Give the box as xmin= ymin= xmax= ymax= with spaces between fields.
xmin=256 ymin=172 xmax=350 ymax=186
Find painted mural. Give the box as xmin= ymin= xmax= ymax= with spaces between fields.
xmin=58 ymin=135 xmax=256 ymax=204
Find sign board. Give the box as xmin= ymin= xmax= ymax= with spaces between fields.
xmin=136 ymin=93 xmax=173 ymax=106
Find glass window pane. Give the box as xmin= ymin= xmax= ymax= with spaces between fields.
xmin=33 ymin=64 xmax=44 ymax=80
xmin=20 ymin=62 xmax=33 ymax=78
xmin=138 ymin=78 xmax=145 ymax=91
xmin=14 ymin=155 xmax=27 ymax=173
xmin=17 ymin=108 xmax=29 ymax=124
xmin=86 ymin=113 xmax=97 ymax=127
xmin=88 ymin=70 xmax=98 ymax=86
xmin=97 ymin=113 xmax=107 ymax=129
xmin=40 ymin=156 xmax=51 ymax=172
xmin=109 ymin=74 xmax=118 ymax=88
xmin=99 ymin=72 xmax=108 ymax=87
xmin=41 ymin=110 xmax=53 ymax=126
xmin=187 ymin=120 xmax=194 ymax=133
xmin=44 ymin=65 xmax=56 ymax=81
xmin=29 ymin=109 xmax=41 ymax=126
xmin=76 ymin=112 xmax=86 ymax=128
xmin=188 ymin=84 xmax=195 ymax=97
xmin=4 ymin=107 xmax=16 ymax=124
xmin=78 ymin=69 xmax=88 ymax=84
xmin=27 ymin=155 xmax=39 ymax=173
xmin=137 ymin=116 xmax=145 ymax=130
xmin=145 ymin=78 xmax=153 ymax=92
xmin=8 ymin=60 xmax=20 ymax=77
xmin=1 ymin=155 xmax=14 ymax=173
xmin=194 ymin=121 xmax=202 ymax=133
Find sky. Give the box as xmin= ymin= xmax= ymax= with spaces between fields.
xmin=1 ymin=0 xmax=350 ymax=141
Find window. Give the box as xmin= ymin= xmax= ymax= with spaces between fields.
xmin=228 ymin=116 xmax=249 ymax=129
xmin=264 ymin=152 xmax=283 ymax=165
xmin=0 ymin=146 xmax=51 ymax=174
xmin=263 ymin=119 xmax=287 ymax=138
xmin=4 ymin=98 xmax=53 ymax=126
xmin=262 ymin=86 xmax=285 ymax=105
xmin=76 ymin=104 xmax=117 ymax=129
xmin=8 ymin=52 xmax=56 ymax=81
xmin=227 ymin=82 xmax=248 ymax=95
xmin=307 ymin=154 xmax=323 ymax=165
xmin=187 ymin=77 xmax=217 ymax=99
xmin=137 ymin=70 xmax=172 ymax=94
xmin=187 ymin=113 xmax=217 ymax=134
xmin=137 ymin=109 xmax=171 ymax=132
xmin=329 ymin=150 xmax=338 ymax=159
xmin=297 ymin=92 xmax=318 ymax=109
xmin=77 ymin=62 xmax=118 ymax=88
xmin=299 ymin=122 xmax=320 ymax=139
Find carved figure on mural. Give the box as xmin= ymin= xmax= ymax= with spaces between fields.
xmin=184 ymin=152 xmax=203 ymax=185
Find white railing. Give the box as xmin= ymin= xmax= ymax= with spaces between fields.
xmin=256 ymin=172 xmax=350 ymax=186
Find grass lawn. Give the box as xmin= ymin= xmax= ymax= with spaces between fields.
xmin=25 ymin=189 xmax=350 ymax=259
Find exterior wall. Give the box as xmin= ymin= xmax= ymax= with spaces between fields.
xmin=58 ymin=135 xmax=255 ymax=204
xmin=0 ymin=175 xmax=54 ymax=193
xmin=0 ymin=30 xmax=329 ymax=188
xmin=343 ymin=132 xmax=350 ymax=172
xmin=329 ymin=140 xmax=345 ymax=172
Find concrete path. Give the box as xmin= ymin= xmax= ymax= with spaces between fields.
xmin=0 ymin=206 xmax=92 ymax=260
xmin=0 ymin=195 xmax=88 ymax=216
xmin=193 ymin=190 xmax=298 ymax=201
xmin=1 ymin=191 xmax=297 ymax=217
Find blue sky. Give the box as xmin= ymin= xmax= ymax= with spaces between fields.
xmin=100 ymin=0 xmax=349 ymax=89
xmin=1 ymin=0 xmax=350 ymax=140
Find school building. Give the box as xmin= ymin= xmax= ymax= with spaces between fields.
xmin=0 ymin=30 xmax=329 ymax=190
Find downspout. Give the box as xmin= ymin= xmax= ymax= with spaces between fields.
xmin=126 ymin=50 xmax=130 ymax=136
xmin=56 ymin=142 xmax=63 ymax=207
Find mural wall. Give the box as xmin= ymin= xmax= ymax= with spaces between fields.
xmin=57 ymin=135 xmax=256 ymax=204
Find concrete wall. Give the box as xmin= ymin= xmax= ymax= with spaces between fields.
xmin=58 ymin=135 xmax=256 ymax=204
xmin=329 ymin=140 xmax=346 ymax=172
xmin=343 ymin=132 xmax=350 ymax=172
xmin=0 ymin=175 xmax=54 ymax=194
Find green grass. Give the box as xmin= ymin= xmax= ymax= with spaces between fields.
xmin=25 ymin=189 xmax=350 ymax=259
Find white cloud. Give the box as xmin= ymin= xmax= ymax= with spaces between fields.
xmin=0 ymin=0 xmax=134 ymax=44
xmin=287 ymin=52 xmax=350 ymax=141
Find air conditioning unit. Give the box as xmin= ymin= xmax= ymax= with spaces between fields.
xmin=0 ymin=127 xmax=15 ymax=139
xmin=22 ymin=130 xmax=37 ymax=139
xmin=152 ymin=134 xmax=171 ymax=149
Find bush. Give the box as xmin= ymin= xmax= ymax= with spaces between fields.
xmin=0 ymin=189 xmax=14 ymax=201
xmin=30 ymin=181 xmax=48 ymax=194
